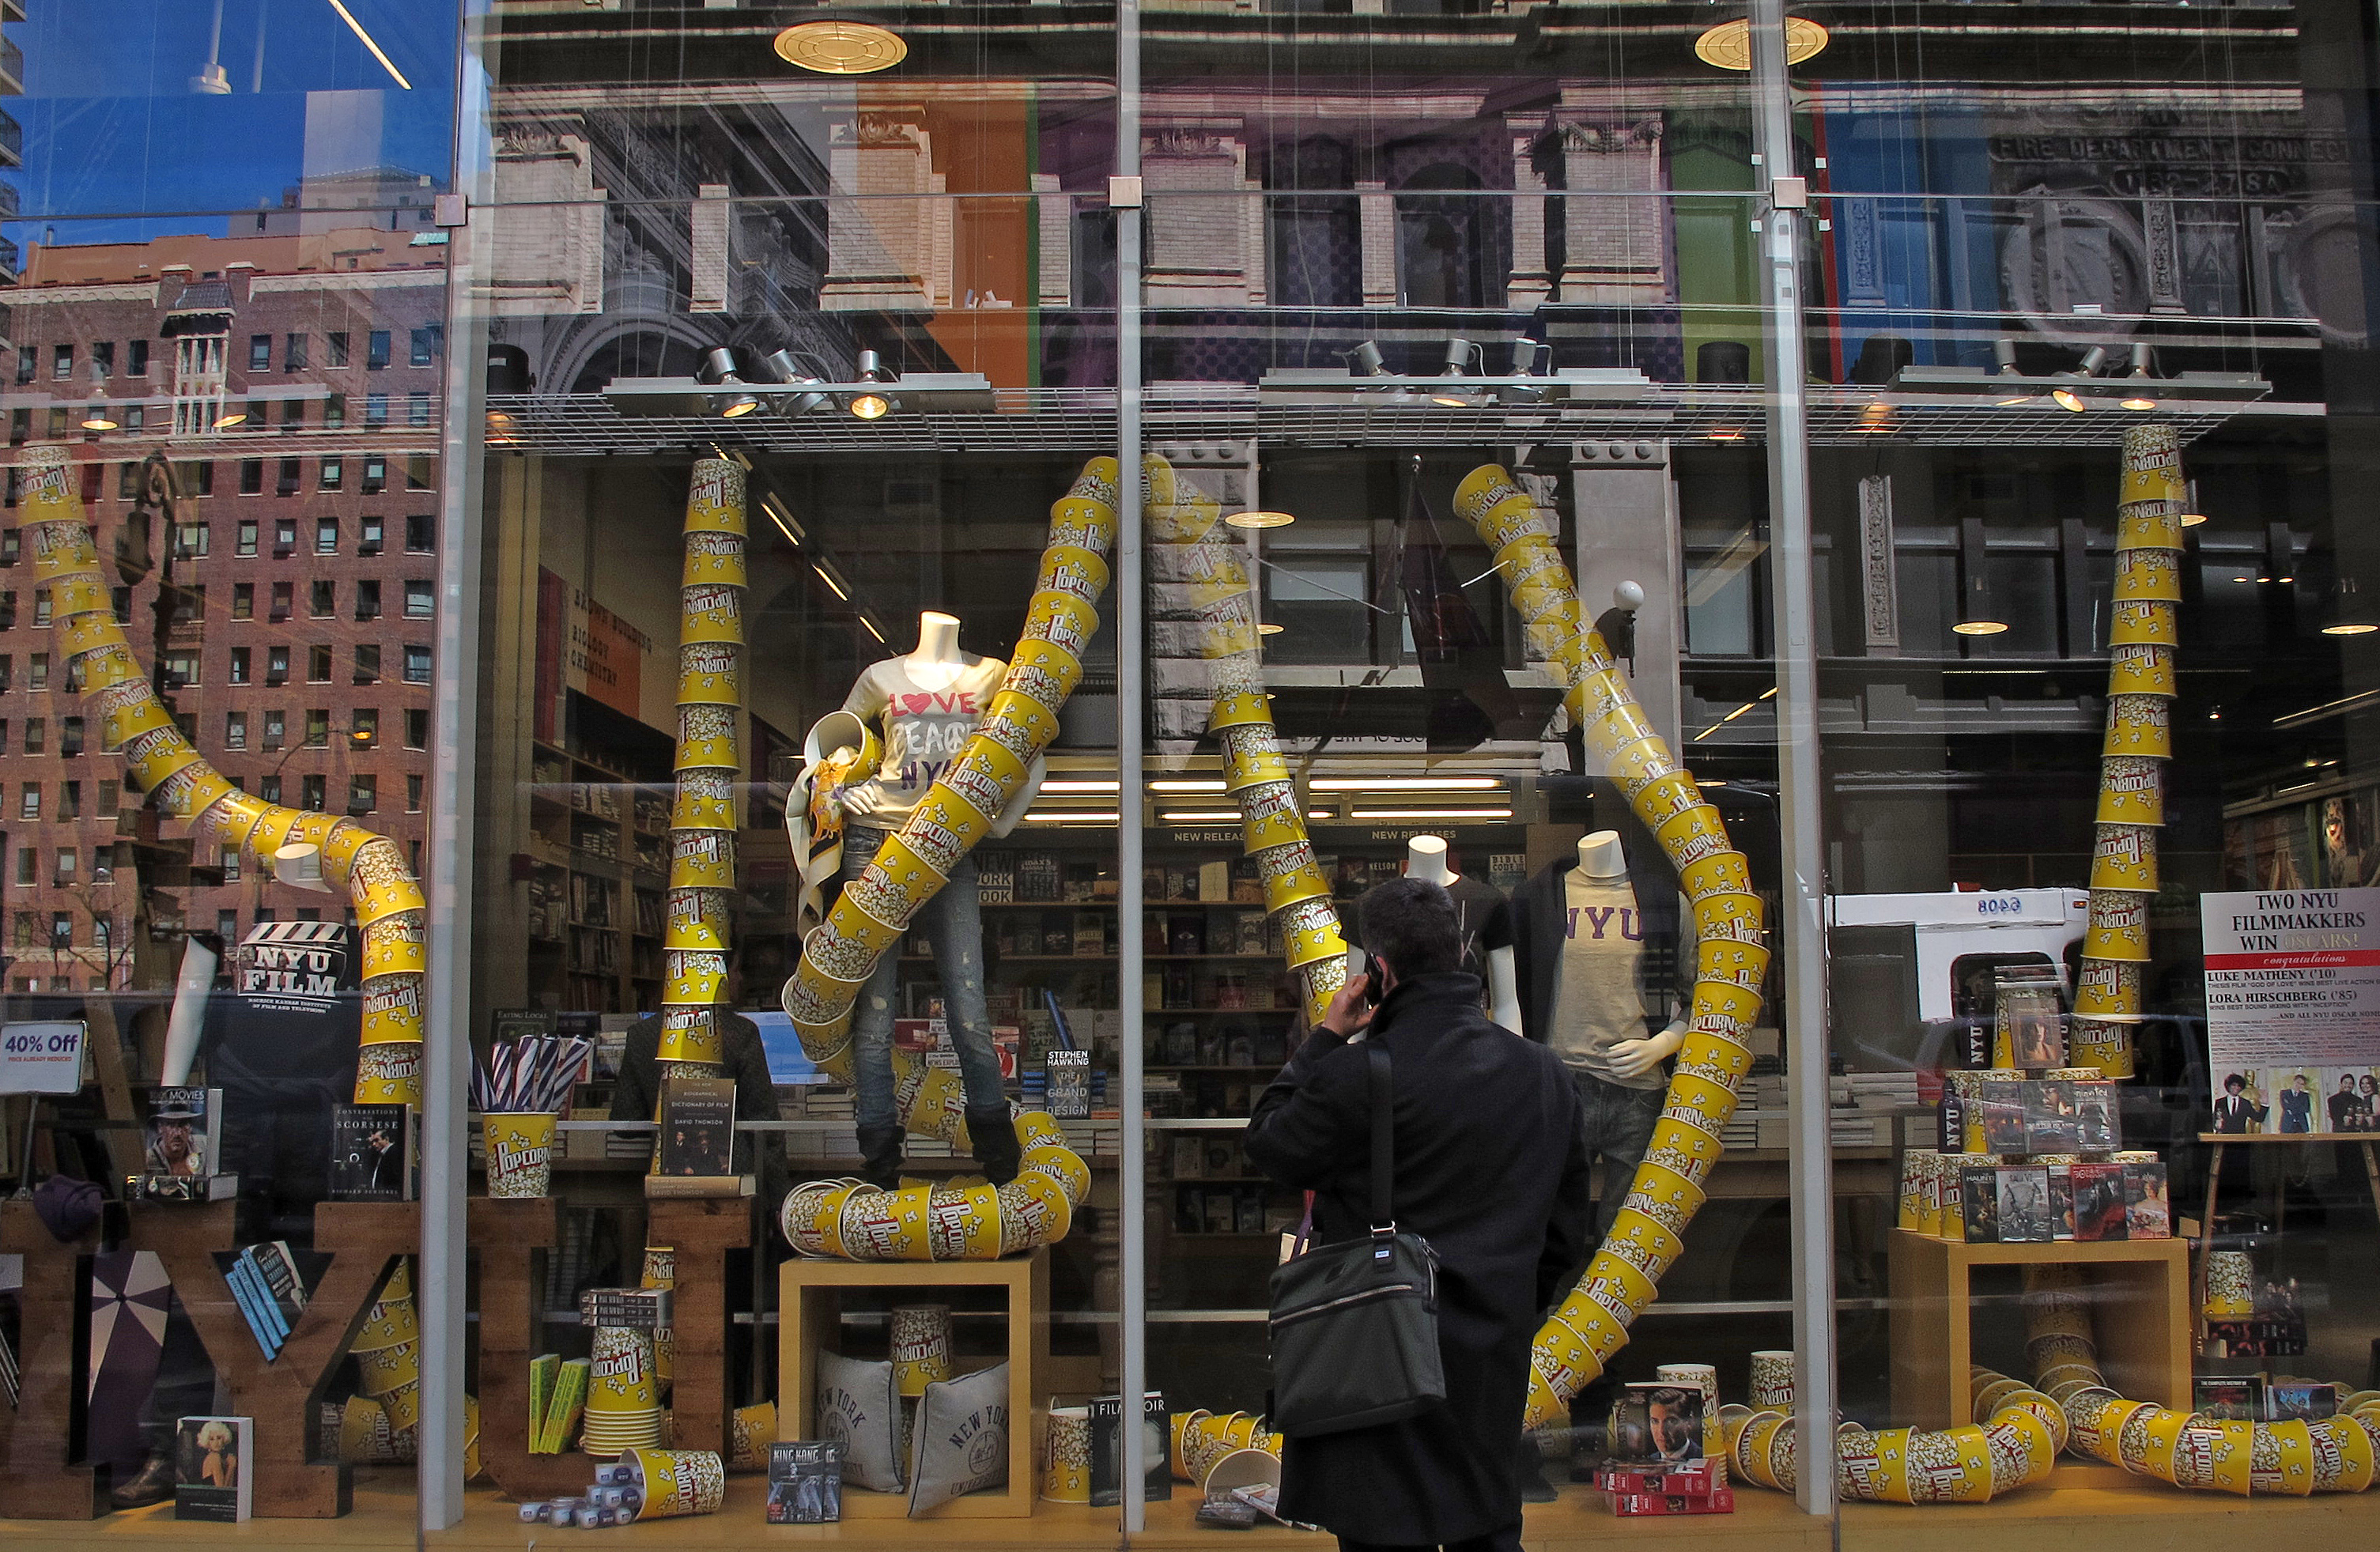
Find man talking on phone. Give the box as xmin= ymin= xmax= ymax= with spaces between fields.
xmin=1247 ymin=878 xmax=1592 ymax=1552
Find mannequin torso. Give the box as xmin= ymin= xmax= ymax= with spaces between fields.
xmin=1377 ymin=836 xmax=1523 ymax=1033
xmin=1552 ymin=830 xmax=1686 ymax=1083
xmin=838 ymin=611 xmax=1045 ymax=834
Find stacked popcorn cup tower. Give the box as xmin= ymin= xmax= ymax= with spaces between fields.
xmin=20 ymin=440 xmax=438 ymax=1428
xmin=642 ymin=1246 xmax=677 ymax=1393
xmin=659 ymin=458 xmax=750 ymax=1096
xmin=581 ymin=1325 xmax=664 ymax=1454
xmin=351 ymin=1260 xmax=425 ymax=1435
xmin=1147 ymin=465 xmax=1350 ymax=1023
xmin=1447 ymin=465 xmax=1769 ymax=1431
xmin=2069 ymin=423 xmax=2187 ymax=1079
xmin=776 ymin=458 xmax=1119 ymax=1258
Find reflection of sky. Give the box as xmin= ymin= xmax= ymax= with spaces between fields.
xmin=9 ymin=0 xmax=455 ymax=244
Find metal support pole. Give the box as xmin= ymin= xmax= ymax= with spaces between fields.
xmin=419 ymin=2 xmax=498 ymax=1531
xmin=1115 ymin=0 xmax=1149 ymax=1531
xmin=1751 ymin=0 xmax=1838 ymax=1518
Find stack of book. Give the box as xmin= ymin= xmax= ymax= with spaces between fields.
xmin=227 ymin=1242 xmax=308 ymax=1360
xmin=529 ymin=1354 xmax=593 ymax=1454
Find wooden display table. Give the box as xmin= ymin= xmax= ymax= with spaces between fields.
xmin=778 ymin=1250 xmax=1050 ymax=1519
xmin=1887 ymin=1230 xmax=2190 ymax=1430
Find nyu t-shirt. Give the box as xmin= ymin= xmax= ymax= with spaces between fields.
xmin=1548 ymin=874 xmax=1691 ymax=1089
xmin=839 ymin=654 xmax=1009 ymax=832
xmin=1351 ymin=874 xmax=1514 ymax=987
xmin=199 ymin=919 xmax=365 ymax=1103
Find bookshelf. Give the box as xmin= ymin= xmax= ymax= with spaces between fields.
xmin=526 ymin=738 xmax=671 ymax=1014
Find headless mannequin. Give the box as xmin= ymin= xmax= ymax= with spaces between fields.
xmin=1577 ymin=830 xmax=1685 ymax=1078
xmin=1406 ymin=836 xmax=1523 ymax=1033
xmin=840 ymin=611 xmax=1046 ymax=836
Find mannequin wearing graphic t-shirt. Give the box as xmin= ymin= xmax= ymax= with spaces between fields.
xmin=1354 ymin=836 xmax=1523 ymax=1033
xmin=837 ymin=612 xmax=1045 ymax=1188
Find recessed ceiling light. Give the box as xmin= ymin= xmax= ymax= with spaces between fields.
xmin=1310 ymin=776 xmax=1501 ymax=792
xmin=81 ymin=414 xmax=117 ymax=431
xmin=2120 ymin=397 xmax=2157 ymax=410
xmin=1162 ymin=810 xmax=1242 ymax=823
xmin=2051 ymin=387 xmax=2088 ymax=413
xmin=1224 ymin=510 xmax=1295 ymax=530
xmin=848 ymin=391 xmax=890 ymax=421
xmin=1257 ymin=622 xmax=1284 ymax=635
xmin=1041 ymin=780 xmax=1120 ymax=794
xmin=1149 ymin=778 xmax=1226 ymax=793
xmin=213 ymin=411 xmax=247 ymax=429
xmin=775 ymin=20 xmax=908 ymax=75
xmin=1347 ymin=806 xmax=1515 ymax=821
xmin=2323 ymin=622 xmax=2379 ymax=636
xmin=1951 ymin=619 xmax=2010 ymax=636
xmin=1694 ymin=16 xmax=1829 ymax=70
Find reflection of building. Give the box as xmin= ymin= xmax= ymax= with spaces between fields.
xmin=0 ymin=232 xmax=447 ymax=991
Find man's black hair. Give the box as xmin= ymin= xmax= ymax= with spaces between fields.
xmin=1364 ymin=877 xmax=1463 ymax=979
xmin=2223 ymin=1073 xmax=2246 ymax=1092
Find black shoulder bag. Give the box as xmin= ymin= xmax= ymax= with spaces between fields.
xmin=1265 ymin=1042 xmax=1445 ymax=1437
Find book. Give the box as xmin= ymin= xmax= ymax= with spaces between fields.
xmin=766 ymin=1441 xmax=846 ymax=1524
xmin=2074 ymin=1081 xmax=2121 ymax=1153
xmin=1996 ymin=1166 xmax=2054 ymax=1242
xmin=246 ymin=1241 xmax=308 ymax=1334
xmin=135 ymin=1086 xmax=234 ymax=1202
xmin=1607 ymin=1381 xmax=1704 ymax=1469
xmin=1959 ymin=1165 xmax=2000 ymax=1242
xmin=174 ymin=1415 xmax=253 ymax=1522
xmin=328 ymin=1103 xmax=415 ymax=1202
xmin=2193 ymin=1376 xmax=2264 ymax=1421
xmin=2045 ymin=1164 xmax=2075 ymax=1240
xmin=536 ymin=1358 xmax=591 ymax=1453
xmin=2267 ymin=1381 xmax=2337 ymax=1422
xmin=2124 ymin=1160 xmax=2172 ymax=1238
xmin=2028 ymin=1080 xmax=2082 ymax=1154
xmin=1978 ymin=1077 xmax=2030 ymax=1154
xmin=655 ymin=1076 xmax=736 ymax=1177
xmin=1046 ymin=1048 xmax=1091 ymax=1120
xmin=2070 ymin=1161 xmax=2128 ymax=1240
xmin=1087 ymin=1391 xmax=1171 ymax=1505
xmin=226 ymin=1259 xmax=282 ymax=1360
xmin=529 ymin=1354 xmax=560 ymax=1448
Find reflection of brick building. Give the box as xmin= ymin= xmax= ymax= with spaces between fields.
xmin=0 ymin=229 xmax=447 ymax=991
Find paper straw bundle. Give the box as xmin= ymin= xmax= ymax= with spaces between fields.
xmin=1449 ymin=465 xmax=1766 ymax=1428
xmin=2070 ymin=424 xmax=2185 ymax=1078
xmin=776 ymin=457 xmax=1117 ymax=1256
xmin=21 ymin=441 xmax=431 ymax=1105
xmin=472 ymin=1035 xmax=593 ymax=1115
xmin=1146 ymin=465 xmax=1349 ymax=1025
xmin=659 ymin=458 xmax=748 ymax=1093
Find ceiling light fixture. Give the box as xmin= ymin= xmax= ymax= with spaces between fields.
xmin=1309 ymin=776 xmax=1501 ymax=792
xmin=325 ymin=0 xmax=414 ymax=89
xmin=774 ymin=19 xmax=908 ymax=75
xmin=1347 ymin=806 xmax=1515 ymax=821
xmin=845 ymin=349 xmax=893 ymax=421
xmin=1162 ymin=810 xmax=1243 ymax=823
xmin=1429 ymin=338 xmax=1480 ymax=406
xmin=81 ymin=411 xmax=118 ymax=431
xmin=2323 ymin=621 xmax=2379 ymax=636
xmin=1952 ymin=618 xmax=2010 ymax=636
xmin=1225 ymin=509 xmax=1295 ymax=530
xmin=2121 ymin=397 xmax=2158 ymax=410
xmin=698 ymin=347 xmax=761 ymax=419
xmin=1041 ymin=780 xmax=1122 ymax=794
xmin=813 ymin=564 xmax=850 ymax=602
xmin=1149 ymin=779 xmax=1226 ymax=793
xmin=213 ymin=410 xmax=247 ymax=429
xmin=1694 ymin=15 xmax=1830 ymax=70
xmin=1257 ymin=622 xmax=1285 ymax=635
xmin=2050 ymin=387 xmax=2088 ymax=413
xmin=2179 ymin=479 xmax=2207 ymax=527
xmin=1023 ymin=810 xmax=1120 ymax=824
xmin=761 ymin=349 xmax=832 ymax=414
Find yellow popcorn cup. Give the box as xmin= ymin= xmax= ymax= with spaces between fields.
xmin=1694 ymin=976 xmax=1764 ymax=1024
xmin=2264 ymin=1418 xmax=2316 ymax=1496
xmin=1523 ymin=1363 xmax=1566 ymax=1431
xmin=802 ymin=908 xmax=900 ymax=985
xmin=1010 ymin=635 xmax=1085 ymax=699
xmin=668 ymin=828 xmax=737 ymax=890
xmin=1480 ymin=494 xmax=1557 ymax=553
xmin=625 ymin=1448 xmax=728 ymax=1520
xmin=2114 ymin=546 xmax=2182 ymax=602
xmin=2120 ymin=425 xmax=2182 ymax=505
xmin=890 ymin=1304 xmax=954 ymax=1398
xmin=1532 ymin=1316 xmax=1600 ymax=1395
xmin=1602 ymin=1206 xmax=1685 ymax=1270
xmin=2089 ymin=822 xmax=2159 ymax=893
xmin=1241 ymin=781 xmax=1307 ymax=852
xmin=2116 ymin=502 xmax=2185 ymax=552
xmin=925 ymin=1182 xmax=1007 ymax=1261
xmin=730 ymin=1403 xmax=776 ymax=1472
xmin=996 ymin=1176 xmax=1068 ymax=1252
xmin=1626 ymin=1159 xmax=1706 ymax=1225
xmin=1583 ymin=704 xmax=1664 ymax=768
xmin=2096 ymin=755 xmax=2166 ymax=824
xmin=940 ymin=741 xmax=1028 ymax=827
xmin=1223 ymin=743 xmax=1290 ymax=795
xmin=1569 ymin=666 xmax=1636 ymax=725
xmin=664 ymin=886 xmax=733 ymax=953
xmin=1649 ymin=1108 xmax=1724 ymax=1170
xmin=71 ymin=642 xmax=143 ymax=694
xmin=1209 ymin=688 xmax=1272 ymax=733
xmin=838 ymin=1184 xmax=935 ymax=1262
xmin=1547 ymin=630 xmax=1615 ymax=683
xmin=96 ymin=690 xmax=176 ymax=749
xmin=1676 ymin=1026 xmax=1753 ymax=1088
xmin=1453 ymin=463 xmax=1524 ymax=522
xmin=1695 ymin=935 xmax=1770 ymax=989
xmin=482 ymin=1112 xmax=557 ymax=1199
xmin=2102 ymin=692 xmax=2173 ymax=757
xmin=1630 ymin=771 xmax=1706 ymax=830
xmin=121 ymin=726 xmax=201 ymax=791
xmin=675 ymin=703 xmax=738 ymax=770
xmin=675 ymin=643 xmax=744 ymax=708
xmin=1022 ymin=1145 xmax=1090 ymax=1206
xmin=1050 ymin=494 xmax=1118 ymax=550
xmin=685 ymin=459 xmax=748 ymax=534
xmin=354 ymin=1039 xmax=423 ymax=1105
xmin=681 ymin=527 xmax=747 ymax=589
xmin=1662 ymin=1070 xmax=1738 ymax=1133
xmin=48 ymin=573 xmax=110 ymax=621
xmin=2073 ymin=957 xmax=2142 ymax=1018
xmin=985 ymin=685 xmax=1063 ymax=754
xmin=1676 ymin=852 xmax=1751 ymax=904
xmin=2127 ymin=1406 xmax=2188 ymax=1480
xmin=679 ymin=581 xmax=744 ymax=644
xmin=1016 ymin=1110 xmax=1067 ymax=1150
xmin=779 ymin=1179 xmax=863 ymax=1258
xmin=2083 ymin=889 xmax=2153 ymax=961
xmin=1264 ymin=862 xmax=1332 ymax=916
xmin=1036 ymin=542 xmax=1112 ymax=606
xmin=2106 ymin=642 xmax=2177 ymax=697
xmin=152 ymin=763 xmax=234 ymax=824
xmin=1045 ymin=1407 xmax=1094 ymax=1501
xmin=2108 ymin=598 xmax=2178 ymax=645
xmin=1552 ymin=1292 xmax=1629 ymax=1364
xmin=362 ymin=971 xmax=426 ymax=1040
xmin=354 ymin=1290 xmax=421 ymax=1355
xmin=856 ymin=834 xmax=950 ymax=923
xmin=1580 ymin=1251 xmax=1658 ymax=1320
xmin=1025 ymin=588 xmax=1099 ymax=659
xmin=354 ymin=1337 xmax=419 ymax=1391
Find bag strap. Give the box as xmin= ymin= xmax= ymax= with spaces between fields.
xmin=1367 ymin=1041 xmax=1394 ymax=1232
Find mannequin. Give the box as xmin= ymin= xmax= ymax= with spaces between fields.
xmin=1573 ymin=832 xmax=1684 ymax=1078
xmin=1400 ymin=836 xmax=1523 ymax=1033
xmin=834 ymin=611 xmax=1047 ymax=1188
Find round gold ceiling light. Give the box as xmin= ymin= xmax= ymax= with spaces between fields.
xmin=1694 ymin=17 xmax=1829 ymax=71
xmin=775 ymin=21 xmax=909 ymax=75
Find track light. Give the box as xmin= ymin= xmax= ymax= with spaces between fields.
xmin=213 ymin=410 xmax=246 ymax=429
xmin=1350 ymin=342 xmax=1391 ymax=378
xmin=2071 ymin=346 xmax=2111 ymax=379
xmin=761 ymin=349 xmax=832 ymax=414
xmin=1501 ymin=339 xmax=1548 ymax=403
xmin=698 ymin=347 xmax=761 ymax=419
xmin=2050 ymin=387 xmax=2088 ymax=413
xmin=1430 ymin=339 xmax=1479 ymax=406
xmin=1993 ymin=339 xmax=2020 ymax=376
xmin=846 ymin=349 xmax=893 ymax=421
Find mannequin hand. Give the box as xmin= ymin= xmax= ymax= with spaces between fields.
xmin=1604 ymin=1025 xmax=1685 ymax=1082
xmin=987 ymin=753 xmax=1047 ymax=840
xmin=1317 ymin=973 xmax=1375 ymax=1041
xmin=837 ymin=783 xmax=887 ymax=820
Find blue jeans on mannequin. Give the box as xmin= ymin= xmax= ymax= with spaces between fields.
xmin=841 ymin=825 xmax=1007 ymax=1131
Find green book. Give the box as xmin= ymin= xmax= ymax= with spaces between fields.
xmin=537 ymin=1358 xmax=591 ymax=1454
xmin=527 ymin=1354 xmax=559 ymax=1453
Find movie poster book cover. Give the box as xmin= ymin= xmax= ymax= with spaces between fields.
xmin=327 ymin=1103 xmax=414 ymax=1202
xmin=173 ymin=1416 xmax=252 ymax=1522
xmin=656 ymin=1076 xmax=737 ymax=1177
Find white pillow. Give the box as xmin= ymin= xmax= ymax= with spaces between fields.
xmin=907 ymin=1362 xmax=1011 ymax=1516
xmin=814 ymin=1350 xmax=903 ymax=1493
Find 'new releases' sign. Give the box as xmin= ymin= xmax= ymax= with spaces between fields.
xmin=2201 ymin=889 xmax=2380 ymax=1105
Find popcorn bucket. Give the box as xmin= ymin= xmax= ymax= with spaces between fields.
xmin=2106 ymin=642 xmax=2177 ymax=697
xmin=152 ymin=764 xmax=233 ymax=824
xmin=354 ymin=1336 xmax=419 ymax=1391
xmin=730 ymin=1403 xmax=776 ymax=1471
xmin=2107 ymin=599 xmax=2178 ymax=646
xmin=1045 ymin=1407 xmax=1094 ymax=1501
xmin=354 ymin=1039 xmax=424 ymax=1105
xmin=1547 ymin=630 xmax=1616 ymax=683
xmin=1580 ymin=1249 xmax=1657 ymax=1316
xmin=1737 ymin=1413 xmax=1789 ymax=1490
xmin=95 ymin=689 xmax=176 ymax=750
xmin=1224 ymin=742 xmax=1290 ymax=796
xmin=1203 ymin=1448 xmax=1283 ymax=1497
xmin=1603 ymin=1206 xmax=1686 ymax=1271
xmin=665 ymin=949 xmax=729 ymax=1008
xmin=924 ymin=1182 xmax=1005 ymax=1261
xmin=1696 ymin=935 xmax=1770 ymax=988
xmin=780 ymin=1179 xmax=865 ymax=1259
xmin=2116 ymin=503 xmax=2185 ymax=553
xmin=675 ymin=704 xmax=739 ymax=771
xmin=360 ymin=911 xmax=427 ymax=978
xmin=482 ymin=1112 xmax=557 ymax=1199
xmin=670 ymin=768 xmax=739 ymax=831
xmin=1050 ymin=495 xmax=1118 ymax=551
xmin=1524 ymin=1364 xmax=1566 ymax=1432
xmin=2120 ymin=425 xmax=2182 ymax=505
xmin=1626 ymin=1160 xmax=1706 ymax=1229
xmin=122 ymin=726 xmax=202 ymax=791
xmin=2089 ymin=822 xmax=2159 ymax=893
xmin=2113 ymin=546 xmax=2182 ymax=602
xmin=625 ymin=1448 xmax=727 ymax=1520
xmin=659 ymin=1005 xmax=723 ymax=1067
xmin=2095 ymin=755 xmax=2165 ymax=825
xmin=852 ymin=836 xmax=950 ymax=927
xmin=668 ymin=829 xmax=737 ymax=892
xmin=1676 ymin=1025 xmax=1754 ymax=1088
xmin=680 ymin=528 xmax=747 ymax=591
xmin=841 ymin=1183 xmax=935 ymax=1262
xmin=72 ymin=641 xmax=145 ymax=693
xmin=1453 ymin=464 xmax=1525 ymax=523
xmin=1661 ymin=1071 xmax=1738 ymax=1136
xmin=1282 ymin=900 xmax=1347 ymax=971
xmin=1480 ymin=495 xmax=1558 ymax=554
xmin=1602 ymin=737 xmax=1679 ymax=798
xmin=2102 ymin=692 xmax=2173 ymax=757
xmin=1628 ymin=770 xmax=1704 ymax=830
xmin=1751 ymin=1350 xmax=1796 ymax=1410
xmin=1532 ymin=1317 xmax=1600 ymax=1395
xmin=1679 ymin=848 xmax=1753 ymax=902
xmin=1035 ymin=543 xmax=1112 ymax=606
xmin=2203 ymin=1250 xmax=2255 ymax=1317
xmin=1648 ymin=1112 xmax=1724 ymax=1176
xmin=685 ymin=459 xmax=747 ymax=534
xmin=1024 ymin=589 xmax=1099 ymax=659
xmin=891 ymin=1305 xmax=954 ymax=1397
xmin=1582 ymin=702 xmax=1664 ymax=767
xmin=679 ymin=582 xmax=745 ymax=644
xmin=1021 ymin=1144 xmax=1090 ymax=1206
xmin=1694 ymin=977 xmax=1764 ymax=1024
xmin=1553 ymin=1293 xmax=1628 ymax=1363
xmin=586 ymin=1327 xmax=659 ymax=1419
xmin=2072 ymin=957 xmax=2142 ymax=1019
xmin=2083 ymin=889 xmax=2153 ymax=961
xmin=1691 ymin=889 xmax=1766 ymax=944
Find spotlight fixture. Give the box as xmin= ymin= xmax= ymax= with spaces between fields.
xmin=761 ymin=349 xmax=832 ymax=414
xmin=1257 ymin=622 xmax=1285 ymax=635
xmin=2120 ymin=342 xmax=2159 ymax=409
xmin=1429 ymin=338 xmax=1480 ymax=406
xmin=1349 ymin=341 xmax=1392 ymax=378
xmin=1993 ymin=339 xmax=2021 ymax=376
xmin=1951 ymin=618 xmax=2010 ymax=636
xmin=774 ymin=19 xmax=908 ymax=74
xmin=1857 ymin=400 xmax=1895 ymax=433
xmin=697 ymin=347 xmax=761 ymax=419
xmin=846 ymin=349 xmax=893 ymax=421
xmin=1224 ymin=509 xmax=1295 ymax=530
xmin=2179 ymin=480 xmax=2207 ymax=528
xmin=1694 ymin=15 xmax=1830 ymax=70
xmin=2050 ymin=387 xmax=2088 ymax=413
xmin=2323 ymin=621 xmax=2380 ymax=636
xmin=212 ymin=410 xmax=247 ymax=429
xmin=81 ymin=410 xmax=118 ymax=431
xmin=1500 ymin=338 xmax=1549 ymax=404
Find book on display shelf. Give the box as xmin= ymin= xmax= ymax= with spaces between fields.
xmin=766 ymin=1441 xmax=846 ymax=1524
xmin=173 ymin=1416 xmax=253 ymax=1523
xmin=655 ymin=1075 xmax=736 ymax=1177
xmin=1087 ymin=1391 xmax=1171 ymax=1505
xmin=327 ymin=1102 xmax=415 ymax=1202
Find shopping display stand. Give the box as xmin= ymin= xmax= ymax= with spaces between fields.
xmin=122 ymin=1200 xmax=419 ymax=1519
xmin=2193 ymin=1131 xmax=2380 ymax=1350
xmin=467 ymin=1196 xmax=587 ymax=1501
xmin=1887 ymin=1230 xmax=2191 ymax=1429
xmin=642 ymin=1195 xmax=753 ymax=1454
xmin=0 ymin=1198 xmax=108 ymax=1519
xmin=778 ymin=1248 xmax=1050 ymax=1518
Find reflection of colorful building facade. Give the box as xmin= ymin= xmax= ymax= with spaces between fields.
xmin=0 ymin=231 xmax=446 ymax=991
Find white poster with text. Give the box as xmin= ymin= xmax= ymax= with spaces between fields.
xmin=2201 ymin=889 xmax=2380 ymax=1135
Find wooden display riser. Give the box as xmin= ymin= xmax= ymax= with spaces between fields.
xmin=18 ymin=1470 xmax=2380 ymax=1552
